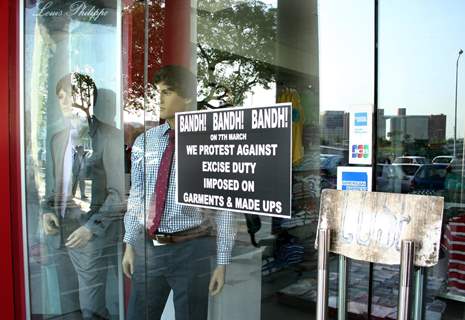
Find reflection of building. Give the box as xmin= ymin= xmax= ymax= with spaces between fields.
xmin=381 ymin=108 xmax=446 ymax=143
xmin=320 ymin=111 xmax=349 ymax=145
xmin=390 ymin=115 xmax=429 ymax=141
xmin=429 ymin=114 xmax=447 ymax=142
xmin=377 ymin=109 xmax=386 ymax=140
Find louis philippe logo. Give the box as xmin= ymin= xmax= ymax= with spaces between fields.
xmin=34 ymin=1 xmax=109 ymax=22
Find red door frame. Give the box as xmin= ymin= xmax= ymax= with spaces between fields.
xmin=1 ymin=1 xmax=25 ymax=319
xmin=0 ymin=0 xmax=15 ymax=316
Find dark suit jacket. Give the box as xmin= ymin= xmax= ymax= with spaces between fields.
xmin=42 ymin=116 xmax=126 ymax=246
xmin=72 ymin=149 xmax=89 ymax=178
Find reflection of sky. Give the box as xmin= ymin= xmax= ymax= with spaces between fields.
xmin=25 ymin=7 xmax=119 ymax=94
xmin=258 ymin=0 xmax=277 ymax=7
xmin=69 ymin=20 xmax=120 ymax=127
xmin=319 ymin=0 xmax=465 ymax=139
xmin=24 ymin=7 xmax=120 ymax=126
xmin=378 ymin=0 xmax=465 ymax=139
xmin=318 ymin=0 xmax=374 ymax=111
xmin=243 ymin=83 xmax=276 ymax=108
xmin=69 ymin=21 xmax=118 ymax=92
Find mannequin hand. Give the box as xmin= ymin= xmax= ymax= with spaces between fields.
xmin=122 ymin=244 xmax=135 ymax=279
xmin=43 ymin=213 xmax=59 ymax=235
xmin=209 ymin=265 xmax=226 ymax=296
xmin=65 ymin=226 xmax=92 ymax=248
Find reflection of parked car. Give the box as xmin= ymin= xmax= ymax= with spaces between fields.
xmin=393 ymin=163 xmax=421 ymax=176
xmin=393 ymin=156 xmax=427 ymax=165
xmin=320 ymin=154 xmax=347 ymax=190
xmin=393 ymin=164 xmax=421 ymax=193
xmin=444 ymin=159 xmax=464 ymax=204
xmin=410 ymin=164 xmax=449 ymax=195
xmin=376 ymin=164 xmax=420 ymax=193
xmin=432 ymin=155 xmax=454 ymax=164
xmin=376 ymin=164 xmax=403 ymax=193
xmin=320 ymin=153 xmax=338 ymax=160
xmin=320 ymin=154 xmax=347 ymax=177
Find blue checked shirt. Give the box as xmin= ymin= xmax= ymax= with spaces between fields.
xmin=123 ymin=123 xmax=236 ymax=265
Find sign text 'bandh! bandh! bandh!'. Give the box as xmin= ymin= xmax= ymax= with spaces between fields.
xmin=176 ymin=104 xmax=292 ymax=218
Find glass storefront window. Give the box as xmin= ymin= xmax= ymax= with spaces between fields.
xmin=21 ymin=0 xmax=465 ymax=319
xmin=319 ymin=0 xmax=375 ymax=317
xmin=23 ymin=0 xmax=323 ymax=318
xmin=24 ymin=1 xmax=125 ymax=318
xmin=378 ymin=0 xmax=465 ymax=318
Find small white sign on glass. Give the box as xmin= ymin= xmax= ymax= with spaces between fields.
xmin=337 ymin=166 xmax=372 ymax=192
xmin=348 ymin=106 xmax=373 ymax=165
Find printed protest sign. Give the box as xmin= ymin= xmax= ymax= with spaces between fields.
xmin=176 ymin=104 xmax=292 ymax=218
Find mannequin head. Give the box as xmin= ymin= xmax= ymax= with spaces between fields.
xmin=153 ymin=65 xmax=196 ymax=127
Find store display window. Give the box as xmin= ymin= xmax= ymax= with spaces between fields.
xmin=17 ymin=0 xmax=465 ymax=319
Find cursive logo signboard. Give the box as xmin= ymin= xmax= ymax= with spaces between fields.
xmin=34 ymin=1 xmax=109 ymax=23
xmin=318 ymin=189 xmax=444 ymax=267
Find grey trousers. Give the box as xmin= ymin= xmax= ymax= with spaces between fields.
xmin=49 ymin=220 xmax=120 ymax=320
xmin=127 ymin=236 xmax=215 ymax=320
xmin=72 ymin=176 xmax=87 ymax=199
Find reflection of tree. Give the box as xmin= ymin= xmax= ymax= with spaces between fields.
xmin=387 ymin=130 xmax=404 ymax=142
xmin=122 ymin=1 xmax=164 ymax=113
xmin=72 ymin=73 xmax=96 ymax=119
xmin=121 ymin=0 xmax=276 ymax=112
xmin=197 ymin=0 xmax=276 ymax=109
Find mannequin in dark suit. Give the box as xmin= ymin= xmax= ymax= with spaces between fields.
xmin=42 ymin=73 xmax=125 ymax=319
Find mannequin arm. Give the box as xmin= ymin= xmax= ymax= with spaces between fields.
xmin=209 ymin=265 xmax=226 ymax=296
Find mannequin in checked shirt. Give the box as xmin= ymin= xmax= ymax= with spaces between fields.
xmin=122 ymin=65 xmax=235 ymax=320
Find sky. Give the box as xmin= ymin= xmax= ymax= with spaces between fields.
xmin=318 ymin=0 xmax=465 ymax=139
xmin=318 ymin=0 xmax=374 ymax=111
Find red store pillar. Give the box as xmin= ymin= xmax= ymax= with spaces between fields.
xmin=1 ymin=0 xmax=25 ymax=319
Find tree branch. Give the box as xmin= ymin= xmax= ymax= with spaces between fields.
xmin=197 ymin=43 xmax=211 ymax=66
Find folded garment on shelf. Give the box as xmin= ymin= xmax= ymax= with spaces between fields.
xmin=442 ymin=214 xmax=465 ymax=292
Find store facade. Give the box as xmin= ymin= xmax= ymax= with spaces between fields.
xmin=2 ymin=0 xmax=465 ymax=319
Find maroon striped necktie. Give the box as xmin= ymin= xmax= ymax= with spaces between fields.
xmin=148 ymin=129 xmax=176 ymax=236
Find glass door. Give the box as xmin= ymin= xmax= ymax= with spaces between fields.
xmin=122 ymin=1 xmax=324 ymax=319
xmin=23 ymin=0 xmax=125 ymax=318
xmin=377 ymin=1 xmax=465 ymax=318
xmin=22 ymin=1 xmax=418 ymax=319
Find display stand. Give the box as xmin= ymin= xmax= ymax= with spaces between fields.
xmin=317 ymin=233 xmax=416 ymax=320
xmin=316 ymin=190 xmax=444 ymax=320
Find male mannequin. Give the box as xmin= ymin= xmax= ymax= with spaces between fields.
xmin=122 ymin=65 xmax=235 ymax=320
xmin=42 ymin=73 xmax=125 ymax=319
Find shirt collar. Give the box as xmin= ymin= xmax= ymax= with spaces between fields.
xmin=161 ymin=122 xmax=172 ymax=136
